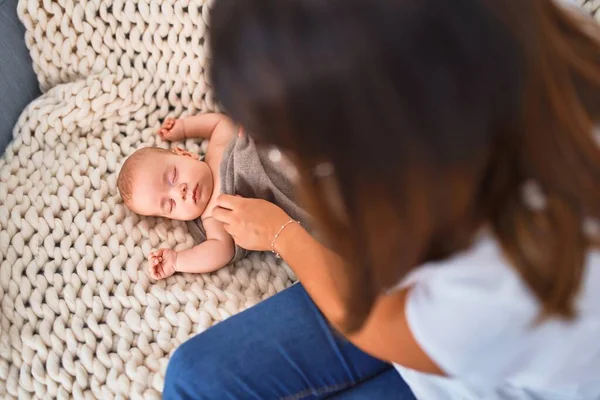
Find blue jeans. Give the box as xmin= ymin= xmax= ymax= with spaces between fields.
xmin=163 ymin=283 xmax=416 ymax=399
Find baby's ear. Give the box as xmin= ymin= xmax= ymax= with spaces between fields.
xmin=173 ymin=147 xmax=199 ymax=160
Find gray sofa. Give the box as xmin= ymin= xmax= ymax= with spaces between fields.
xmin=0 ymin=0 xmax=39 ymax=155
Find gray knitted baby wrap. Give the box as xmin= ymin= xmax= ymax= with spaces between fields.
xmin=188 ymin=133 xmax=311 ymax=262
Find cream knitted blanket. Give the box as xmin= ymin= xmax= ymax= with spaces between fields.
xmin=0 ymin=0 xmax=597 ymax=399
xmin=0 ymin=1 xmax=294 ymax=399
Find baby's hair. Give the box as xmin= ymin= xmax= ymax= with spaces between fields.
xmin=117 ymin=147 xmax=173 ymax=207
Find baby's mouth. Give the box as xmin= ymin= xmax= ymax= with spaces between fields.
xmin=192 ymin=184 xmax=199 ymax=204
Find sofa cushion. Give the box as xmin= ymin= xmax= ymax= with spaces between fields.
xmin=0 ymin=0 xmax=40 ymax=155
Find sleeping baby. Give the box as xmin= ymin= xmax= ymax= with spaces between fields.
xmin=117 ymin=113 xmax=310 ymax=280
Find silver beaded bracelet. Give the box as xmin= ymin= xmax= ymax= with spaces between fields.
xmin=271 ymin=219 xmax=300 ymax=258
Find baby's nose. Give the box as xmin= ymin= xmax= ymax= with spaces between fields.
xmin=180 ymin=183 xmax=187 ymax=200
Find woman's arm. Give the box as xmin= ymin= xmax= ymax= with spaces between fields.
xmin=213 ymin=195 xmax=442 ymax=374
xmin=276 ymin=222 xmax=442 ymax=374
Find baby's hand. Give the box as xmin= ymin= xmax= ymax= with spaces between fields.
xmin=148 ymin=248 xmax=178 ymax=280
xmin=158 ymin=118 xmax=185 ymax=141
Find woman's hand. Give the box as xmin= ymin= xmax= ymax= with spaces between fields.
xmin=212 ymin=195 xmax=292 ymax=251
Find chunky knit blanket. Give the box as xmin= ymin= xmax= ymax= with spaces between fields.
xmin=0 ymin=1 xmax=295 ymax=399
xmin=0 ymin=0 xmax=597 ymax=399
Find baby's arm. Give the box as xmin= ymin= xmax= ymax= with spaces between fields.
xmin=158 ymin=113 xmax=238 ymax=143
xmin=148 ymin=218 xmax=235 ymax=279
xmin=175 ymin=218 xmax=235 ymax=274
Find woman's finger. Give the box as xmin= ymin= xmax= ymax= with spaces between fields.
xmin=221 ymin=222 xmax=234 ymax=235
xmin=212 ymin=206 xmax=234 ymax=224
xmin=218 ymin=222 xmax=238 ymax=243
xmin=216 ymin=194 xmax=244 ymax=210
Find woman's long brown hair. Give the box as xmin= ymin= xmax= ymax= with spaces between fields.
xmin=210 ymin=0 xmax=600 ymax=332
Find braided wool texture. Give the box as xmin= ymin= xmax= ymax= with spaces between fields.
xmin=581 ymin=0 xmax=600 ymax=16
xmin=0 ymin=1 xmax=295 ymax=399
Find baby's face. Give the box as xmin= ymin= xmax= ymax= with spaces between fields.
xmin=129 ymin=150 xmax=213 ymax=221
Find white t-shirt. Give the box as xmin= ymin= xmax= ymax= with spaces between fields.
xmin=394 ymin=2 xmax=599 ymax=398
xmin=395 ymin=235 xmax=600 ymax=399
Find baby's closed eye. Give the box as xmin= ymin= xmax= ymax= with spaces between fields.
xmin=170 ymin=167 xmax=178 ymax=185
xmin=161 ymin=198 xmax=175 ymax=214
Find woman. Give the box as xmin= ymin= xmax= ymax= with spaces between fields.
xmin=163 ymin=0 xmax=600 ymax=398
